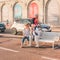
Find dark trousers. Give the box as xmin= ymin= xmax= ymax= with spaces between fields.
xmin=22 ymin=36 xmax=29 ymax=43
xmin=32 ymin=35 xmax=35 ymax=41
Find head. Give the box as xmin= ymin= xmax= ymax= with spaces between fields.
xmin=24 ymin=23 xmax=29 ymax=28
xmin=35 ymin=14 xmax=38 ymax=18
xmin=27 ymin=23 xmax=31 ymax=27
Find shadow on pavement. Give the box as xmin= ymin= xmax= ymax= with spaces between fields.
xmin=21 ymin=45 xmax=54 ymax=49
xmin=55 ymin=45 xmax=60 ymax=49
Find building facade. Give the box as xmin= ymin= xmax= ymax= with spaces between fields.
xmin=0 ymin=0 xmax=60 ymax=27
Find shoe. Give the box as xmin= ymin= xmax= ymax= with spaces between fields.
xmin=20 ymin=45 xmax=23 ymax=48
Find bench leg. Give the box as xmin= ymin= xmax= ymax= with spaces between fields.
xmin=52 ymin=42 xmax=54 ymax=49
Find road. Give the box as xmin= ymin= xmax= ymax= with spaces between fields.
xmin=0 ymin=32 xmax=60 ymax=60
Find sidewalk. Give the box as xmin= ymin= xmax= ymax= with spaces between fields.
xmin=52 ymin=27 xmax=60 ymax=32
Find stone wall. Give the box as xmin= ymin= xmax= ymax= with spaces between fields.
xmin=0 ymin=0 xmax=60 ymax=28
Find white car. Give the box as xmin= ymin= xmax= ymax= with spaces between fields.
xmin=11 ymin=18 xmax=31 ymax=35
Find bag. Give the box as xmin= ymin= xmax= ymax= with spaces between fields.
xmin=35 ymin=32 xmax=38 ymax=35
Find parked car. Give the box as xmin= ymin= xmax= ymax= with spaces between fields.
xmin=40 ymin=24 xmax=52 ymax=32
xmin=11 ymin=18 xmax=31 ymax=35
xmin=11 ymin=18 xmax=51 ymax=35
xmin=0 ymin=23 xmax=6 ymax=32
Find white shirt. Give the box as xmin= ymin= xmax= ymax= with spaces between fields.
xmin=23 ymin=28 xmax=30 ymax=37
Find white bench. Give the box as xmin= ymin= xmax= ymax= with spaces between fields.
xmin=35 ymin=32 xmax=59 ymax=49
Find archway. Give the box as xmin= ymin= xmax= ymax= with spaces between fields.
xmin=46 ymin=0 xmax=60 ymax=26
xmin=2 ymin=5 xmax=9 ymax=24
xmin=28 ymin=2 xmax=38 ymax=18
xmin=14 ymin=3 xmax=22 ymax=20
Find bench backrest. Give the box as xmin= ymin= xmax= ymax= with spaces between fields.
xmin=41 ymin=32 xmax=59 ymax=41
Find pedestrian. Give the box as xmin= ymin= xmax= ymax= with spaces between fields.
xmin=20 ymin=23 xmax=31 ymax=48
xmin=28 ymin=24 xmax=36 ymax=46
xmin=34 ymin=24 xmax=42 ymax=47
xmin=6 ymin=19 xmax=9 ymax=26
xmin=30 ymin=24 xmax=37 ymax=42
xmin=32 ymin=15 xmax=39 ymax=26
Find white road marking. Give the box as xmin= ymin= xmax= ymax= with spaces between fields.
xmin=41 ymin=56 xmax=59 ymax=60
xmin=0 ymin=47 xmax=59 ymax=60
xmin=0 ymin=47 xmax=19 ymax=53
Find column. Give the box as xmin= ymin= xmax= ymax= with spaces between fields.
xmin=0 ymin=7 xmax=2 ymax=22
